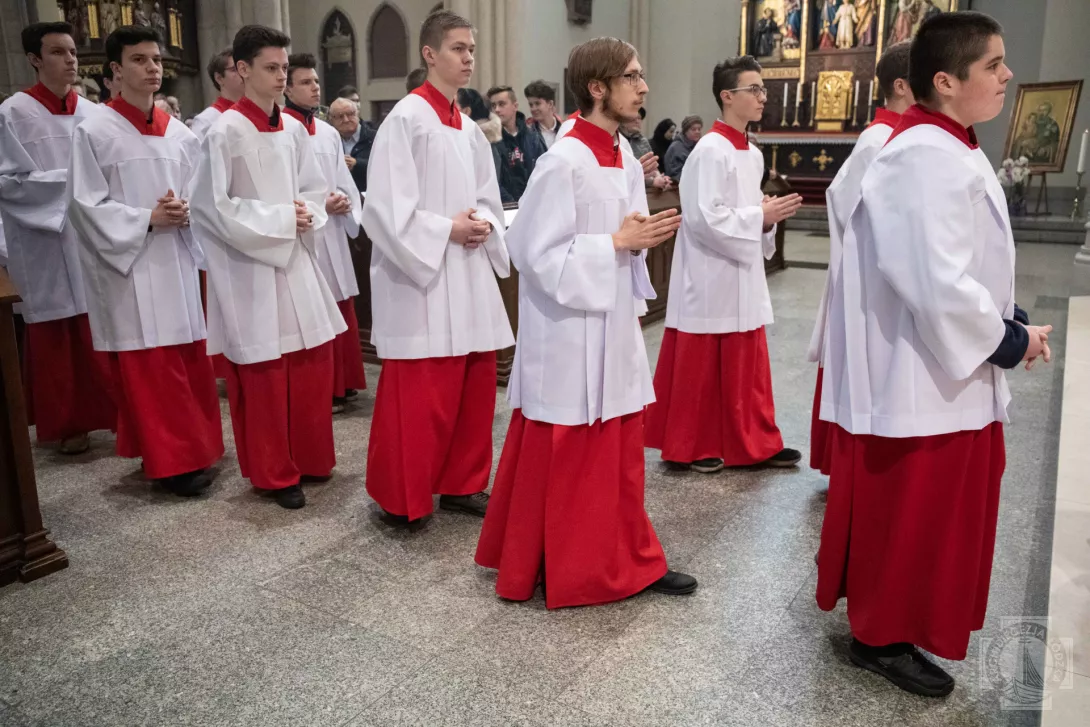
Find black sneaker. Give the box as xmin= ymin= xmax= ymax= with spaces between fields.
xmin=439 ymin=491 xmax=490 ymax=517
xmin=646 ymin=570 xmax=699 ymax=596
xmin=690 ymin=458 xmax=725 ymax=474
xmin=161 ymin=469 xmax=213 ymax=497
xmin=344 ymin=389 xmax=360 ymax=400
xmin=763 ymin=448 xmax=802 ymax=468
xmin=273 ymin=484 xmax=306 ymax=509
xmin=849 ymin=639 xmax=955 ymax=697
xmin=332 ymin=397 xmax=347 ymax=414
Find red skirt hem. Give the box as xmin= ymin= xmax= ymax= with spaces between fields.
xmin=810 ymin=367 xmax=833 ymax=475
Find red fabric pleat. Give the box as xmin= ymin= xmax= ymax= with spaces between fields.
xmin=815 ymin=423 xmax=1005 ymax=661
xmin=365 ymin=351 xmax=496 ymax=520
xmin=476 ymin=409 xmax=668 ymax=609
xmin=224 ymin=343 xmax=336 ymax=490
xmin=198 ymin=270 xmax=231 ymax=379
xmin=645 ymin=327 xmax=783 ymax=465
xmin=112 ymin=340 xmax=224 ymax=479
xmin=332 ymin=298 xmax=367 ymax=397
xmin=810 ymin=366 xmax=833 ymax=475
xmin=23 ymin=314 xmax=116 ymax=442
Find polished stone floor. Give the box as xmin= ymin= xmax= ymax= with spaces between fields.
xmin=1 ymin=242 xmax=1087 ymax=727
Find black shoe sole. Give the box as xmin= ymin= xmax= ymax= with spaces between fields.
xmin=848 ymin=650 xmax=955 ymax=698
xmin=763 ymin=456 xmax=802 ymax=468
xmin=438 ymin=500 xmax=487 ymax=518
xmin=690 ymin=461 xmax=725 ymax=474
xmin=648 ymin=580 xmax=699 ymax=596
xmin=274 ymin=495 xmax=306 ymax=509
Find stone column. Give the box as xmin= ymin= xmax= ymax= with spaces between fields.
xmin=196 ymin=0 xmax=228 ymax=104
xmin=2 ymin=2 xmax=34 ymax=96
xmin=475 ymin=0 xmax=493 ymax=92
xmin=1075 ymin=218 xmax=1090 ymax=266
xmin=248 ymin=0 xmax=284 ymax=30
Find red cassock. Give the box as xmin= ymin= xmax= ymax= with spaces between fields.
xmin=225 ymin=342 xmax=336 ymax=490
xmin=332 ymin=298 xmax=366 ymax=397
xmin=810 ymin=367 xmax=833 ymax=475
xmin=112 ymin=340 xmax=223 ymax=479
xmin=198 ymin=270 xmax=231 ymax=379
xmin=366 ymin=351 xmax=496 ymax=520
xmin=645 ymin=327 xmax=783 ymax=465
xmin=23 ymin=314 xmax=116 ymax=442
xmin=815 ymin=422 xmax=1005 ymax=660
xmin=476 ymin=410 xmax=668 ymax=609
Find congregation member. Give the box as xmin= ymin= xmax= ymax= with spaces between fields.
xmin=663 ymin=114 xmax=702 ymax=180
xmin=68 ymin=25 xmax=222 ymax=495
xmin=189 ymin=47 xmax=245 ymax=141
xmin=816 ymin=12 xmax=1052 ymax=696
xmin=0 ymin=21 xmax=115 ymax=455
xmin=329 ymin=97 xmax=374 ymax=193
xmin=476 ymin=37 xmax=696 ymax=608
xmin=807 ymin=41 xmax=913 ymax=476
xmin=487 ymin=84 xmax=547 ymax=202
xmin=362 ymin=10 xmax=513 ymax=524
xmin=523 ymin=79 xmax=563 ymax=149
xmin=645 ymin=56 xmax=803 ymax=473
xmin=191 ymin=24 xmax=342 ymax=510
xmin=282 ymin=52 xmax=367 ymax=413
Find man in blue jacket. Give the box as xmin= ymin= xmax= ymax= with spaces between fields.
xmin=487 ymin=85 xmax=546 ymax=202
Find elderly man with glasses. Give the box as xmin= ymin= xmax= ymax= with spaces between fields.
xmin=328 ymin=96 xmax=375 ymax=192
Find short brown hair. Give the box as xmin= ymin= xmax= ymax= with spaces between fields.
xmin=487 ymin=85 xmax=515 ymax=104
xmin=419 ymin=10 xmax=473 ymax=58
xmin=524 ymin=80 xmax=555 ymax=104
xmin=286 ymin=52 xmax=317 ymax=86
xmin=566 ymin=37 xmax=637 ymax=115
xmin=909 ymin=11 xmax=1003 ymax=103
xmin=876 ymin=41 xmax=911 ymax=98
xmin=713 ymin=56 xmax=762 ymax=109
xmin=207 ymin=47 xmax=233 ymax=91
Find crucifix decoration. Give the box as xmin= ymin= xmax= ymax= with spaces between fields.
xmin=812 ymin=149 xmax=835 ymax=171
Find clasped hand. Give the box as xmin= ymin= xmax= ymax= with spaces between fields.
xmin=612 ymin=209 xmax=681 ymax=252
xmin=451 ymin=208 xmax=492 ymax=250
xmin=150 ymin=189 xmax=189 ymax=228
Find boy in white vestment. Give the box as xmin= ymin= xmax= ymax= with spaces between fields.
xmin=190 ymin=48 xmax=245 ymax=142
xmin=282 ymin=53 xmax=367 ymax=414
xmin=645 ymin=56 xmax=803 ymax=473
xmin=1 ymin=22 xmax=115 ymax=455
xmin=362 ymin=11 xmax=512 ymax=524
xmin=191 ymin=25 xmax=342 ymax=510
xmin=476 ymin=37 xmax=697 ymax=608
xmin=68 ymin=25 xmax=223 ymax=496
xmin=816 ymin=12 xmax=1052 ymax=696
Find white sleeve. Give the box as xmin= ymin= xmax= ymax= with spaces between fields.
xmin=294 ymin=129 xmax=331 ymax=258
xmin=331 ymin=136 xmax=362 ymax=239
xmin=361 ymin=112 xmax=454 ymax=288
xmin=470 ymin=121 xmax=510 ymax=279
xmin=0 ymin=111 xmax=69 ymax=233
xmin=67 ymin=124 xmax=152 ymax=275
xmin=681 ymin=149 xmax=767 ymax=266
xmin=189 ymin=127 xmax=298 ymax=268
xmin=506 ymin=151 xmax=617 ymax=312
xmin=865 ymin=146 xmax=1006 ymax=381
xmin=625 ymin=156 xmax=656 ymax=302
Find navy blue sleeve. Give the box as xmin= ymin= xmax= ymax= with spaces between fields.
xmin=1013 ymin=304 xmax=1029 ymax=325
xmin=987 ymin=319 xmax=1030 ymax=369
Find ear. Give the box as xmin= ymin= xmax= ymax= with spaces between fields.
xmin=421 ymin=46 xmax=436 ymax=68
xmin=26 ymin=52 xmax=41 ymax=71
xmin=932 ymin=71 xmax=956 ymax=100
xmin=719 ymin=88 xmax=731 ymax=108
xmin=588 ymin=79 xmax=606 ymax=103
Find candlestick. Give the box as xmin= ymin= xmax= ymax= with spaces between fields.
xmin=853 ymin=80 xmax=861 ymax=128
xmin=810 ymin=81 xmax=817 ymax=129
xmin=1073 ymin=171 xmax=1085 ymax=221
xmin=792 ymin=80 xmax=802 ymax=127
xmin=782 ymin=81 xmax=789 ymax=127
xmin=866 ymin=80 xmax=874 ymax=124
xmin=1077 ymin=129 xmax=1088 ymax=174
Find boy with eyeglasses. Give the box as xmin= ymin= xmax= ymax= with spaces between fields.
xmin=645 ymin=55 xmax=803 ymax=473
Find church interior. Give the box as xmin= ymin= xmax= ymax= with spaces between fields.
xmin=1 ymin=1 xmax=1089 ymax=725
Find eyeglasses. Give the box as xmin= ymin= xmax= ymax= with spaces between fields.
xmin=725 ymin=84 xmax=768 ymax=99
xmin=620 ymin=70 xmax=647 ymax=87
xmin=329 ymin=112 xmax=357 ymax=121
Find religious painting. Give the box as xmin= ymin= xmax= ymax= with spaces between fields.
xmin=1002 ymin=80 xmax=1084 ymax=173
xmin=744 ymin=1 xmax=802 ymax=62
xmin=883 ymin=0 xmax=958 ymax=45
xmin=810 ymin=0 xmax=882 ymax=51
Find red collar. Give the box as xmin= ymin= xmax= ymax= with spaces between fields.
xmin=22 ymin=82 xmax=78 ymax=116
xmin=708 ymin=119 xmax=749 ymax=150
xmin=211 ymin=96 xmax=234 ymax=114
xmin=411 ymin=81 xmax=462 ymax=129
xmin=107 ymin=95 xmax=170 ymax=136
xmin=567 ymin=110 xmax=581 ymax=121
xmin=567 ymin=117 xmax=623 ymax=169
xmin=886 ymin=104 xmax=979 ymax=150
xmin=868 ymin=107 xmax=903 ymax=130
xmin=282 ymin=105 xmax=316 ymax=135
xmin=234 ymin=95 xmax=283 ymax=133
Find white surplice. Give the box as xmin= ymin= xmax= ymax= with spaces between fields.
xmin=806 ymin=118 xmax=895 ymax=363
xmin=311 ymin=118 xmax=362 ymax=301
xmin=189 ymin=102 xmax=226 ymax=141
xmin=189 ymin=107 xmax=344 ymax=365
xmin=0 ymin=92 xmax=97 ymax=322
xmin=361 ymin=94 xmax=513 ymax=360
xmin=819 ymin=123 xmax=1015 ymax=438
xmin=505 ymin=134 xmax=657 ymax=427
xmin=664 ymin=125 xmax=777 ymax=334
xmin=68 ymin=106 xmax=206 ymax=351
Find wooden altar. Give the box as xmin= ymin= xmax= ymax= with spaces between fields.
xmin=0 ymin=269 xmax=67 ymax=588
xmin=350 ymin=181 xmax=789 ymax=386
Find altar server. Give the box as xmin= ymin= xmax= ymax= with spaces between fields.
xmin=68 ymin=25 xmax=222 ymax=495
xmin=190 ymin=25 xmax=341 ymax=510
xmin=283 ymin=52 xmax=366 ymax=412
xmin=476 ymin=37 xmax=697 ymax=608
xmin=807 ymin=42 xmax=913 ymax=475
xmin=189 ymin=47 xmax=245 ymax=141
xmin=644 ymin=56 xmax=803 ymax=472
xmin=1 ymin=22 xmax=115 ymax=454
xmin=361 ymin=10 xmax=513 ymax=523
xmin=816 ymin=13 xmax=1052 ymax=696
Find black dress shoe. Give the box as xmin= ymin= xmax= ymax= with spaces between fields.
xmin=300 ymin=473 xmax=333 ymax=484
xmin=381 ymin=508 xmax=411 ymax=525
xmin=849 ymin=639 xmax=955 ymax=697
xmin=763 ymin=448 xmax=802 ymax=467
xmin=332 ymin=397 xmax=347 ymax=414
xmin=344 ymin=389 xmax=360 ymax=400
xmin=647 ymin=570 xmax=698 ymax=595
xmin=690 ymin=458 xmax=725 ymax=474
xmin=161 ymin=469 xmax=213 ymax=497
xmin=439 ymin=492 xmax=490 ymax=517
xmin=273 ymin=484 xmax=306 ymax=509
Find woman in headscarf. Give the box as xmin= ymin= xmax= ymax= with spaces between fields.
xmin=651 ymin=118 xmax=676 ymax=173
xmin=664 ymin=115 xmax=703 ymax=181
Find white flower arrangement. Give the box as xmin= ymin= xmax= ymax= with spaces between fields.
xmin=996 ymin=156 xmax=1031 ymax=188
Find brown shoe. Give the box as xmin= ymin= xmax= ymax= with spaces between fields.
xmin=59 ymin=433 xmax=90 ymax=455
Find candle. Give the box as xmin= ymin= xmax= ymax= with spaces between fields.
xmin=783 ymin=82 xmax=789 ymax=115
xmin=866 ymin=80 xmax=874 ymax=122
xmin=811 ymin=81 xmax=817 ymax=127
xmin=853 ymin=80 xmax=860 ymax=124
xmin=1078 ymin=129 xmax=1088 ymax=174
xmin=795 ymin=81 xmax=803 ymax=112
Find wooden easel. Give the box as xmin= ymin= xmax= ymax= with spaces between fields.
xmin=1031 ymin=173 xmax=1051 ymax=216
